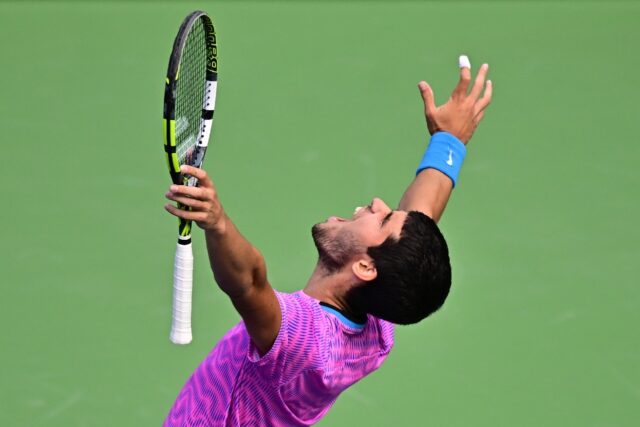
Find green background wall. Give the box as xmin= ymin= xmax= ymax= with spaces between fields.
xmin=1 ymin=1 xmax=638 ymax=425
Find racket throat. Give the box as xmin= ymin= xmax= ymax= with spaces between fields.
xmin=178 ymin=217 xmax=193 ymax=244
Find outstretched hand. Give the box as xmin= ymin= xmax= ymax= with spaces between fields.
xmin=165 ymin=165 xmax=226 ymax=233
xmin=418 ymin=56 xmax=492 ymax=144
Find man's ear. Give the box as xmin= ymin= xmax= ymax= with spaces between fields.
xmin=352 ymin=257 xmax=377 ymax=282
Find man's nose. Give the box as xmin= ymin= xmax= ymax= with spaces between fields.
xmin=371 ymin=198 xmax=390 ymax=213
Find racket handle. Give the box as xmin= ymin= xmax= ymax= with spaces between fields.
xmin=170 ymin=241 xmax=194 ymax=345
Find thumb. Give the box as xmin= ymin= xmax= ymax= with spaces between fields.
xmin=418 ymin=81 xmax=436 ymax=116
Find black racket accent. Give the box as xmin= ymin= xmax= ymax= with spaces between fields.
xmin=177 ymin=237 xmax=192 ymax=245
xmin=202 ymin=109 xmax=214 ymax=120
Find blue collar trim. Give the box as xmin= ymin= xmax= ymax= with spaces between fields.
xmin=320 ymin=304 xmax=366 ymax=329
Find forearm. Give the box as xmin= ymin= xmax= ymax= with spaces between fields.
xmin=399 ymin=131 xmax=466 ymax=222
xmin=205 ymin=213 xmax=267 ymax=299
xmin=403 ymin=56 xmax=491 ymax=221
xmin=398 ymin=168 xmax=452 ymax=223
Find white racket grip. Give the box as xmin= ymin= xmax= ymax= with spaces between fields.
xmin=170 ymin=241 xmax=194 ymax=345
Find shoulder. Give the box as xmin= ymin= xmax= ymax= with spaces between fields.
xmin=366 ymin=316 xmax=395 ymax=355
xmin=327 ymin=314 xmax=395 ymax=357
xmin=247 ymin=291 xmax=328 ymax=374
xmin=276 ymin=291 xmax=323 ymax=324
xmin=276 ymin=291 xmax=328 ymax=355
xmin=316 ymin=303 xmax=395 ymax=356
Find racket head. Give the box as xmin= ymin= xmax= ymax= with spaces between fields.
xmin=163 ymin=10 xmax=218 ymax=239
xmin=163 ymin=10 xmax=218 ymax=185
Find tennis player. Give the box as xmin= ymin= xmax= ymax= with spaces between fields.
xmin=163 ymin=56 xmax=492 ymax=426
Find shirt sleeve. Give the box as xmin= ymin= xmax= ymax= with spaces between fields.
xmin=246 ymin=292 xmax=326 ymax=385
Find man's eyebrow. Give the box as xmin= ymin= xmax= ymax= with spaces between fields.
xmin=381 ymin=211 xmax=394 ymax=228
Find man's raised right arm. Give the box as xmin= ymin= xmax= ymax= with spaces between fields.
xmin=165 ymin=165 xmax=280 ymax=355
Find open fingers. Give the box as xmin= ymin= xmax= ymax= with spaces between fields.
xmin=418 ymin=81 xmax=437 ymax=116
xmin=474 ymin=79 xmax=493 ymax=114
xmin=469 ymin=63 xmax=489 ymax=100
xmin=452 ymin=55 xmax=471 ymax=100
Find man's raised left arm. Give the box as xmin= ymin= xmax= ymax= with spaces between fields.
xmin=399 ymin=57 xmax=492 ymax=221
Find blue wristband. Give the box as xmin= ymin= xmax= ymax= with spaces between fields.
xmin=416 ymin=132 xmax=467 ymax=187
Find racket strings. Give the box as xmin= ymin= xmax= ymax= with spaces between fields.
xmin=175 ymin=18 xmax=207 ymax=166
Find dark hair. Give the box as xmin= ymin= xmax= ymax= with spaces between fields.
xmin=346 ymin=211 xmax=451 ymax=325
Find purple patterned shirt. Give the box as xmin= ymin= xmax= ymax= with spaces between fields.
xmin=164 ymin=290 xmax=395 ymax=426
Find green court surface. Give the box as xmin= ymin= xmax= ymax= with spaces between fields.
xmin=1 ymin=0 xmax=639 ymax=425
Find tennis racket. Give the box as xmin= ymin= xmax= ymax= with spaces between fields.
xmin=163 ymin=11 xmax=218 ymax=345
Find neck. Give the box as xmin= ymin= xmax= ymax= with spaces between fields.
xmin=303 ymin=263 xmax=356 ymax=314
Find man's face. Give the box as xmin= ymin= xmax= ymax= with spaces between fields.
xmin=311 ymin=198 xmax=408 ymax=272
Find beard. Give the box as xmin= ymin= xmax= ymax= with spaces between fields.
xmin=311 ymin=223 xmax=360 ymax=273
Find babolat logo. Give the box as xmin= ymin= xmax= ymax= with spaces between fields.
xmin=204 ymin=20 xmax=218 ymax=73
